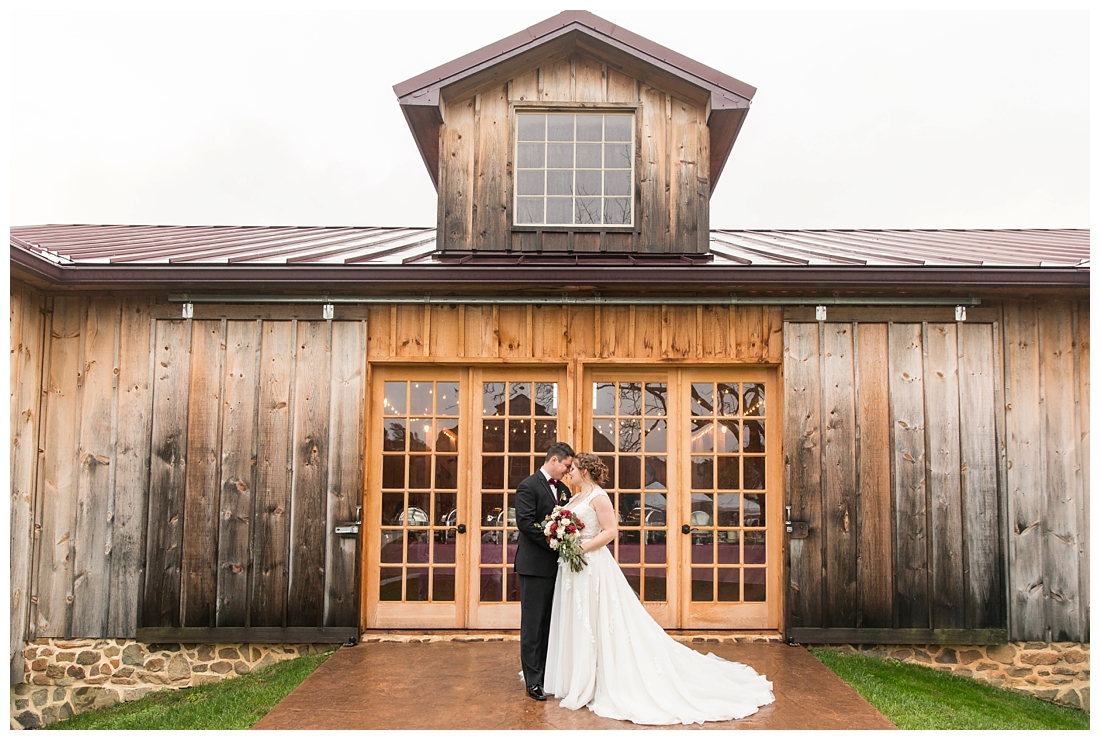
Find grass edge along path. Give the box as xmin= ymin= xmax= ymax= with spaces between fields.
xmin=810 ymin=648 xmax=1089 ymax=730
xmin=44 ymin=650 xmax=333 ymax=730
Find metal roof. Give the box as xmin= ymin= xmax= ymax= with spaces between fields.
xmin=10 ymin=225 xmax=1089 ymax=268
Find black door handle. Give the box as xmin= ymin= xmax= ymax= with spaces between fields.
xmin=681 ymin=524 xmax=692 ymax=535
xmin=456 ymin=523 xmax=467 ymax=534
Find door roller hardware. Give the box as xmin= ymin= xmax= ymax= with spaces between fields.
xmin=335 ymin=505 xmax=362 ymax=537
xmin=785 ymin=506 xmax=809 ymax=539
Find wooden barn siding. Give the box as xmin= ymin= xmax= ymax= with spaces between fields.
xmin=785 ymin=304 xmax=1089 ymax=641
xmin=440 ymin=50 xmax=710 ymax=253
xmin=1003 ymin=300 xmax=1090 ymax=641
xmin=10 ymin=283 xmax=47 ymax=680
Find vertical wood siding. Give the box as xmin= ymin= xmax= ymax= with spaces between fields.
xmin=440 ymin=49 xmax=710 ymax=253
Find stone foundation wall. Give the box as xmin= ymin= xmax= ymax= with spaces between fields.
xmin=816 ymin=642 xmax=1089 ymax=712
xmin=9 ymin=639 xmax=335 ymax=729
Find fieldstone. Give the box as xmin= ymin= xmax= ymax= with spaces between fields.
xmin=14 ymin=699 xmax=29 ymax=710
xmin=954 ymin=668 xmax=973 ymax=677
xmin=77 ymin=650 xmax=100 ymax=665
xmin=58 ymin=703 xmax=74 ymax=721
xmin=29 ymin=657 xmax=47 ymax=671
xmin=912 ymin=649 xmax=932 ymax=663
xmin=935 ymin=648 xmax=958 ymax=665
xmin=138 ymin=671 xmax=170 ymax=685
xmin=1038 ymin=670 xmax=1050 ymax=676
xmin=976 ymin=662 xmax=999 ymax=671
xmin=121 ymin=645 xmax=145 ymax=665
xmin=1024 ymin=677 xmax=1038 ymax=685
xmin=115 ymin=666 xmax=135 ymax=678
xmin=167 ymin=654 xmax=191 ymax=681
xmin=1078 ymin=687 xmax=1089 ymax=709
xmin=148 ymin=643 xmax=181 ymax=653
xmin=1023 ymin=641 xmax=1046 ymax=649
xmin=46 ymin=664 xmax=66 ymax=679
xmin=32 ymin=675 xmax=52 ymax=685
xmin=253 ymin=652 xmax=278 ymax=672
xmin=53 ymin=687 xmax=67 ymax=701
xmin=1045 ymin=678 xmax=1072 ymax=685
xmin=85 ymin=676 xmax=110 ymax=685
xmin=90 ymin=664 xmax=101 ymax=676
xmin=197 ymin=645 xmax=216 ymax=661
xmin=1051 ymin=666 xmax=1077 ymax=676
xmin=234 ymin=661 xmax=251 ymax=674
xmin=23 ymin=647 xmax=38 ymax=660
xmin=1006 ymin=667 xmax=1033 ymax=678
xmin=55 ymin=640 xmax=93 ymax=649
xmin=144 ymin=657 xmax=166 ymax=671
xmin=31 ymin=688 xmax=48 ymax=707
xmin=1033 ymin=688 xmax=1059 ymax=700
xmin=73 ymin=687 xmax=96 ymax=707
xmin=110 ymin=659 xmax=120 ymax=668
xmin=66 ymin=665 xmax=86 ymax=679
xmin=40 ymin=706 xmax=59 ymax=726
xmin=193 ymin=664 xmax=208 ymax=672
xmin=218 ymin=647 xmax=241 ymax=660
xmin=251 ymin=647 xmax=263 ymax=661
xmin=104 ymin=646 xmax=121 ymax=657
xmin=986 ymin=644 xmax=1016 ymax=663
xmin=110 ymin=677 xmax=137 ymax=686
xmin=56 ymin=651 xmax=76 ymax=663
xmin=101 ymin=664 xmax=113 ymax=676
xmin=39 ymin=647 xmax=54 ymax=657
xmin=1062 ymin=648 xmax=1086 ymax=664
xmin=210 ymin=661 xmax=233 ymax=674
xmin=1021 ymin=651 xmax=1059 ymax=666
xmin=13 ymin=684 xmax=34 ymax=696
xmin=93 ymin=689 xmax=120 ymax=709
xmin=958 ymin=649 xmax=983 ymax=664
xmin=15 ymin=711 xmax=41 ymax=729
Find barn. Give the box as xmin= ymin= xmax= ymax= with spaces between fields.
xmin=9 ymin=10 xmax=1089 ymax=726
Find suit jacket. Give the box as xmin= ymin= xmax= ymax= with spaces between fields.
xmin=514 ymin=471 xmax=569 ymax=577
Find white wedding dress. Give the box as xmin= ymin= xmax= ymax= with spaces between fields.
xmin=543 ymin=489 xmax=775 ymax=725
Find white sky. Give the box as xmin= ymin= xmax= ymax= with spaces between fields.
xmin=7 ymin=1 xmax=1092 ymax=230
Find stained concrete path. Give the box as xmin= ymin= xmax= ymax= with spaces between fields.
xmin=253 ymin=639 xmax=895 ymax=730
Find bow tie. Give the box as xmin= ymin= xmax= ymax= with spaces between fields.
xmin=549 ymin=478 xmax=561 ymax=489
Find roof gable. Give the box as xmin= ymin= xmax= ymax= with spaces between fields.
xmin=393 ymin=10 xmax=756 ymax=190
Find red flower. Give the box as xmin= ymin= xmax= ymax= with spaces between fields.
xmin=549 ymin=523 xmax=558 ymax=532
xmin=566 ymin=525 xmax=576 ymax=534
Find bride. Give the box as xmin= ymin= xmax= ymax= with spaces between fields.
xmin=544 ymin=453 xmax=775 ymax=725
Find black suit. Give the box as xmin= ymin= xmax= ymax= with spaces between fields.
xmin=514 ymin=470 xmax=567 ymax=689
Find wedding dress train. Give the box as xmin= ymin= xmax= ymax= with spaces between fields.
xmin=543 ymin=489 xmax=775 ymax=725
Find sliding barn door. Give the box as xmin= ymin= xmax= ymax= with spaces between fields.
xmin=784 ymin=321 xmax=1006 ymax=644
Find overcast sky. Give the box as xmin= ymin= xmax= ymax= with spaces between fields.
xmin=7 ymin=1 xmax=1091 ymax=230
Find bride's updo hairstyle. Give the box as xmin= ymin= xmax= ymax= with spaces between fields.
xmin=573 ymin=452 xmax=609 ymax=486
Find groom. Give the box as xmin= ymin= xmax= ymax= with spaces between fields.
xmin=514 ymin=442 xmax=575 ymax=701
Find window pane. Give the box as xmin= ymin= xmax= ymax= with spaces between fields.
xmin=515 ymin=198 xmax=543 ymax=225
xmin=743 ymin=384 xmax=765 ymax=416
xmin=483 ymin=383 xmax=505 ymax=415
xmin=517 ymin=143 xmax=545 ymax=168
xmin=481 ymin=456 xmax=504 ymax=489
xmin=605 ymin=143 xmax=631 ymax=168
xmin=691 ymin=383 xmax=714 ymax=416
xmin=604 ymin=115 xmax=632 ymax=141
xmin=744 ymin=420 xmax=766 ymax=452
xmin=383 ymin=420 xmax=406 ymax=451
xmin=546 ymin=170 xmax=573 ymax=196
xmin=517 ymin=114 xmax=546 ymax=141
xmin=744 ymin=457 xmax=766 ymax=489
xmin=546 ymin=198 xmax=572 ymax=224
xmin=576 ymin=115 xmax=602 ymax=141
xmin=716 ymin=493 xmax=740 ymax=526
xmin=508 ymin=382 xmax=531 ymax=415
xmin=594 ymin=382 xmax=616 ymax=415
xmin=644 ymin=383 xmax=667 ymax=416
xmin=575 ymin=170 xmax=601 ymax=197
xmin=534 ymin=383 xmax=557 ymax=416
xmin=508 ymin=419 xmax=531 ymax=451
xmin=436 ymin=419 xmax=458 ymax=452
xmin=592 ymin=419 xmax=615 ymax=452
xmin=409 ymin=419 xmax=433 ymax=451
xmin=717 ymin=420 xmax=740 ymax=453
xmin=718 ymin=383 xmax=740 ymax=415
xmin=619 ymin=456 xmax=641 ymax=489
xmin=618 ymin=418 xmax=641 ymax=452
xmin=604 ymin=198 xmax=631 ymax=225
xmin=547 ymin=114 xmax=574 ymax=141
xmin=547 ymin=143 xmax=573 ymax=168
xmin=516 ymin=170 xmax=544 ymax=196
xmin=604 ymin=171 xmax=631 ymax=197
xmin=534 ymin=419 xmax=557 ymax=452
xmin=576 ymin=143 xmax=601 ymax=168
xmin=384 ymin=382 xmax=406 ymax=415
xmin=437 ymin=382 xmax=459 ymax=416
xmin=575 ymin=198 xmax=601 ymax=224
xmin=644 ymin=419 xmax=666 ymax=452
xmin=435 ymin=456 xmax=457 ymax=489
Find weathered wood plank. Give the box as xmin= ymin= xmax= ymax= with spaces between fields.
xmin=394 ymin=305 xmax=427 ymax=358
xmin=216 ymin=321 xmax=259 ymax=627
xmin=10 ymin=286 xmax=45 ymax=669
xmin=539 ymin=56 xmax=571 ymax=101
xmin=606 ymin=68 xmax=636 ymax=103
xmin=463 ymin=305 xmax=496 ymax=358
xmin=574 ymin=53 xmax=603 ymax=102
xmin=142 ymin=319 xmax=192 ymax=629
xmin=473 ymin=85 xmax=508 ymax=251
xmin=251 ymin=321 xmax=293 ymax=628
xmin=1074 ymin=302 xmax=1089 ymax=640
xmin=923 ymin=323 xmax=964 ymax=629
xmin=765 ymin=307 xmax=785 ymax=363
xmin=822 ymin=323 xmax=857 ymax=627
xmin=665 ymin=305 xmax=693 ymax=358
xmin=855 ymin=323 xmax=894 ymax=628
xmin=429 ymin=304 xmax=462 ymax=359
xmin=632 ymin=306 xmax=660 ymax=358
xmin=181 ymin=320 xmax=224 ymax=627
xmin=497 ymin=304 xmax=527 ymax=358
xmin=287 ymin=321 xmax=331 ymax=627
xmin=732 ymin=305 xmax=765 ymax=361
xmin=509 ymin=70 xmax=538 ymax=102
xmin=669 ymin=96 xmax=701 ymax=253
xmin=136 ymin=626 xmax=357 ymax=644
xmin=599 ymin=306 xmax=631 ymax=358
xmin=787 ymin=627 xmax=1008 ymax=645
xmin=71 ymin=298 xmax=118 ymax=635
xmin=565 ymin=305 xmax=596 ymax=359
xmin=440 ymin=97 xmax=475 ymax=250
xmin=889 ymin=323 xmax=930 ymax=628
xmin=958 ymin=322 xmax=1003 ymax=630
xmin=325 ymin=321 xmax=364 ymax=627
xmin=366 ymin=306 xmax=391 ymax=359
xmin=530 ymin=304 xmax=564 ymax=359
xmin=109 ymin=297 xmax=153 ymax=636
xmin=784 ymin=323 xmax=823 ymax=628
xmin=1002 ymin=301 xmax=1044 ymax=639
xmin=36 ymin=297 xmax=86 ymax=637
xmin=700 ymin=305 xmax=730 ymax=359
xmin=639 ymin=85 xmax=669 ymax=252
xmin=1037 ymin=302 xmax=1080 ymax=640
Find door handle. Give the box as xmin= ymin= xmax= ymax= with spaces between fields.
xmin=681 ymin=524 xmax=695 ymax=535
xmin=455 ymin=523 xmax=467 ymax=534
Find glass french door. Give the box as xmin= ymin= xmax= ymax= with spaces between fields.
xmin=584 ymin=368 xmax=781 ymax=630
xmin=364 ymin=366 xmax=569 ymax=629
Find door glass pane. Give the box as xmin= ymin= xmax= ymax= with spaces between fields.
xmin=377 ymin=380 xmax=460 ymax=604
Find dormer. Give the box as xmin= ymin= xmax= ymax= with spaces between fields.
xmin=394 ymin=11 xmax=755 ymax=256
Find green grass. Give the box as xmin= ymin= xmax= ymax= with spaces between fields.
xmin=811 ymin=649 xmax=1089 ymax=730
xmin=46 ymin=651 xmax=332 ymax=730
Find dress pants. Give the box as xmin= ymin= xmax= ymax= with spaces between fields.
xmin=519 ymin=573 xmax=556 ymax=688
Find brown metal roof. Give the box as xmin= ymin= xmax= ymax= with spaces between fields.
xmin=11 ymin=225 xmax=1088 ymax=270
xmin=393 ymin=11 xmax=755 ymax=191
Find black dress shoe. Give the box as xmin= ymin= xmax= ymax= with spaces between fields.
xmin=526 ymin=684 xmax=547 ymax=701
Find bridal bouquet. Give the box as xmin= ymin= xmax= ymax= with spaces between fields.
xmin=541 ymin=506 xmax=587 ymax=572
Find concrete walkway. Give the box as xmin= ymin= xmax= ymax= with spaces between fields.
xmin=253 ymin=639 xmax=896 ymax=730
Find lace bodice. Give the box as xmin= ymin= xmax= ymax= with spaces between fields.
xmin=565 ymin=489 xmax=608 ymax=542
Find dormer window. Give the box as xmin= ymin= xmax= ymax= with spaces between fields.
xmin=514 ymin=112 xmax=634 ymax=227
